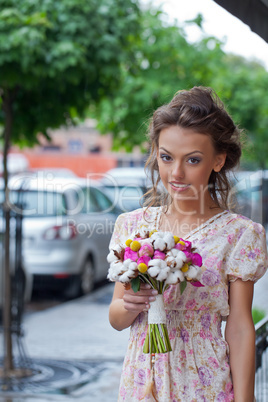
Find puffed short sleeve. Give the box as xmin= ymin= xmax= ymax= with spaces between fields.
xmin=108 ymin=213 xmax=129 ymax=250
xmin=227 ymin=222 xmax=268 ymax=283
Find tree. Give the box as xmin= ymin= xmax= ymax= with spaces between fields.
xmin=90 ymin=6 xmax=268 ymax=169
xmin=213 ymin=55 xmax=268 ymax=169
xmin=0 ymin=0 xmax=141 ymax=375
xmin=89 ymin=8 xmax=225 ymax=151
xmin=0 ymin=0 xmax=141 ymax=145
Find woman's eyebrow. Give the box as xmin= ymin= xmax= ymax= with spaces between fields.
xmin=159 ymin=147 xmax=204 ymax=156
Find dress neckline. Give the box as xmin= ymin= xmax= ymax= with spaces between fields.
xmin=155 ymin=206 xmax=230 ymax=240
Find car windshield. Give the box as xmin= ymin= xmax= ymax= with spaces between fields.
xmin=104 ymin=185 xmax=145 ymax=212
xmin=7 ymin=190 xmax=67 ymax=217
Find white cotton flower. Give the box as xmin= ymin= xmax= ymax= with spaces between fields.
xmin=165 ymin=270 xmax=184 ymax=285
xmin=128 ymin=261 xmax=138 ymax=272
xmin=107 ymin=250 xmax=119 ymax=263
xmin=153 ymin=238 xmax=166 ymax=251
xmin=147 ymin=265 xmax=161 ymax=278
xmin=175 ymin=250 xmax=187 ymax=269
xmin=107 ymin=261 xmax=125 ymax=281
xmin=163 ymin=233 xmax=175 ymax=250
xmin=185 ymin=265 xmax=202 ymax=281
xmin=156 ymin=266 xmax=170 ymax=281
xmin=148 ymin=259 xmax=168 ymax=278
xmin=107 ymin=251 xmax=116 ymax=263
xmin=138 ymin=227 xmax=150 ymax=238
xmin=166 ymin=255 xmax=176 ymax=269
xmin=119 ymin=271 xmax=136 ymax=283
xmin=151 ymin=231 xmax=175 ymax=251
xmin=150 ymin=231 xmax=164 ymax=241
xmin=123 ymin=258 xmax=133 ymax=267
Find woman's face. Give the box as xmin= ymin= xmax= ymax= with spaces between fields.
xmin=157 ymin=125 xmax=226 ymax=212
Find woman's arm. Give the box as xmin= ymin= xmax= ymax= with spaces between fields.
xmin=225 ymin=279 xmax=255 ymax=402
xmin=109 ymin=282 xmax=158 ymax=331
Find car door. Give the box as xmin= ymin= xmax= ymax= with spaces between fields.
xmin=78 ymin=186 xmax=117 ymax=280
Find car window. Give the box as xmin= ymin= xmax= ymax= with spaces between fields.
xmin=8 ymin=190 xmax=67 ymax=217
xmin=80 ymin=187 xmax=102 ymax=213
xmin=80 ymin=187 xmax=113 ymax=213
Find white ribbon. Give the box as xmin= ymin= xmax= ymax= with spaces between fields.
xmin=148 ymin=294 xmax=166 ymax=324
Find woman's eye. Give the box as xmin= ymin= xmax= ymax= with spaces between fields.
xmin=160 ymin=154 xmax=172 ymax=162
xmin=188 ymin=157 xmax=201 ymax=165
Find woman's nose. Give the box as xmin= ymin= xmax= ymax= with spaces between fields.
xmin=171 ymin=162 xmax=185 ymax=179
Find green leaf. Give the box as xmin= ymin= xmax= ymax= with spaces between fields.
xmin=131 ymin=276 xmax=141 ymax=293
xmin=180 ymin=281 xmax=187 ymax=295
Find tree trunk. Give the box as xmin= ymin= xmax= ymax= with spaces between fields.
xmin=2 ymin=90 xmax=13 ymax=374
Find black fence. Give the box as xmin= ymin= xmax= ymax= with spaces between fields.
xmin=255 ymin=316 xmax=268 ymax=401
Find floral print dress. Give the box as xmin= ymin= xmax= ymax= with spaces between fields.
xmin=109 ymin=207 xmax=268 ymax=402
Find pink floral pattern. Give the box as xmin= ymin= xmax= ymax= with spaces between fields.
xmin=109 ymin=207 xmax=268 ymax=401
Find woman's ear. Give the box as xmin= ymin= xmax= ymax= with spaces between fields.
xmin=213 ymin=153 xmax=227 ymax=172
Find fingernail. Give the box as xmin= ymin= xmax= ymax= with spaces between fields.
xmin=145 ymin=284 xmax=151 ymax=289
xmin=149 ymin=296 xmax=156 ymax=301
xmin=152 ymin=290 xmax=158 ymax=295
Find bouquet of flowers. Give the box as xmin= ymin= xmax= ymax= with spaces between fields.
xmin=107 ymin=229 xmax=203 ymax=354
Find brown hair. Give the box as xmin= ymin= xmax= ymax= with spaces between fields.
xmin=144 ymin=86 xmax=242 ymax=211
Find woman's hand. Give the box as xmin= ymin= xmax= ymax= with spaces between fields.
xmin=109 ymin=282 xmax=159 ymax=330
xmin=123 ymin=283 xmax=158 ymax=314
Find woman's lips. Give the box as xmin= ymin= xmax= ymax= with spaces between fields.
xmin=169 ymin=182 xmax=190 ymax=192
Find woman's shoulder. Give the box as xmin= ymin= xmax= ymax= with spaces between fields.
xmin=222 ymin=212 xmax=267 ymax=249
xmin=225 ymin=211 xmax=265 ymax=233
xmin=116 ymin=206 xmax=161 ymax=221
xmin=115 ymin=206 xmax=162 ymax=229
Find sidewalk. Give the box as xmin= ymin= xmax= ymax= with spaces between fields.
xmin=0 ymin=283 xmax=129 ymax=401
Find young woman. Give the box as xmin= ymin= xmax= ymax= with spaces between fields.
xmin=108 ymin=86 xmax=267 ymax=401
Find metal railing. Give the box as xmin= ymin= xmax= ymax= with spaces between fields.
xmin=255 ymin=316 xmax=268 ymax=401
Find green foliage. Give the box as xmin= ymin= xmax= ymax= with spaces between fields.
xmin=0 ymin=0 xmax=141 ymax=144
xmin=252 ymin=307 xmax=266 ymax=325
xmin=213 ymin=55 xmax=268 ymax=169
xmin=90 ymin=7 xmax=225 ymax=151
xmin=90 ymin=6 xmax=268 ymax=168
xmin=131 ymin=276 xmax=141 ymax=293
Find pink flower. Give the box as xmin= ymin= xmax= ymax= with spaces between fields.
xmin=208 ymin=356 xmax=219 ymax=369
xmin=204 ymin=256 xmax=217 ymax=268
xmin=153 ymin=250 xmax=166 ymax=260
xmin=138 ymin=243 xmax=154 ymax=258
xmin=254 ymin=248 xmax=261 ymax=256
xmin=185 ymin=299 xmax=197 ymax=310
xmin=124 ymin=247 xmax=138 ymax=261
xmin=184 ymin=251 xmax=202 ymax=267
xmin=200 ymin=329 xmax=206 ymax=339
xmin=175 ymin=239 xmax=191 ymax=252
xmin=190 ymin=281 xmax=204 ymax=288
xmin=137 ymin=256 xmax=151 ymax=266
xmin=227 ymin=234 xmax=234 ymax=244
xmin=180 ymin=350 xmax=186 ymax=359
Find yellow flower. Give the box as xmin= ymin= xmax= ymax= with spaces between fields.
xmin=125 ymin=239 xmax=132 ymax=247
xmin=181 ymin=263 xmax=189 ymax=273
xmin=138 ymin=263 xmax=148 ymax=273
xmin=174 ymin=235 xmax=180 ymax=244
xmin=130 ymin=240 xmax=141 ymax=251
xmin=149 ymin=230 xmax=158 ymax=237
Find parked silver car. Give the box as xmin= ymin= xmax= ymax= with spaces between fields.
xmin=100 ymin=167 xmax=165 ymax=212
xmin=0 ymin=179 xmax=33 ymax=313
xmin=8 ymin=174 xmax=119 ymax=298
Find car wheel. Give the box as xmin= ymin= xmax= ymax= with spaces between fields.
xmin=80 ymin=258 xmax=95 ymax=295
